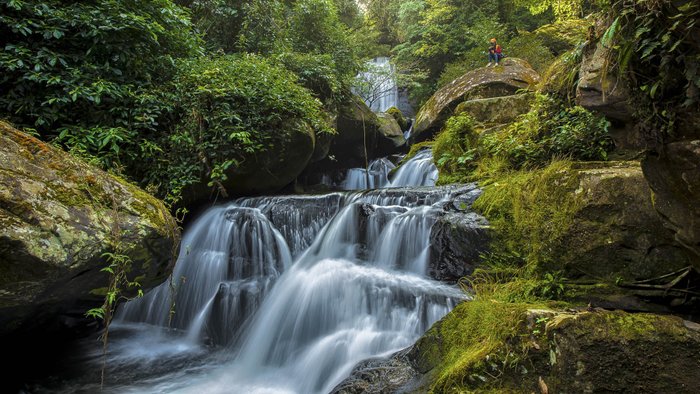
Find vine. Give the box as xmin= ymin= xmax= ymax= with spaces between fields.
xmin=84 ymin=189 xmax=143 ymax=388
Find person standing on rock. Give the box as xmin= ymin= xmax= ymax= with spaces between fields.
xmin=487 ymin=38 xmax=500 ymax=67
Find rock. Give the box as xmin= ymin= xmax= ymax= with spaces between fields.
xmin=429 ymin=212 xmax=489 ymax=281
xmin=454 ymin=93 xmax=534 ymax=126
xmin=376 ymin=112 xmax=407 ymax=155
xmin=386 ymin=106 xmax=408 ymax=131
xmin=642 ymin=140 xmax=700 ymax=267
xmin=328 ymin=95 xmax=382 ymax=168
xmin=411 ymin=58 xmax=540 ymax=143
xmin=410 ymin=302 xmax=700 ymax=393
xmin=533 ymin=19 xmax=590 ymax=55
xmin=0 ymin=121 xmax=179 ymax=337
xmin=555 ymin=161 xmax=691 ymax=281
xmin=576 ymin=42 xmax=634 ymax=124
xmin=330 ymin=349 xmax=419 ymax=394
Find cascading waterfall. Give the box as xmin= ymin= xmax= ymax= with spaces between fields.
xmin=340 ymin=148 xmax=438 ymax=190
xmin=50 ymin=165 xmax=483 ymax=394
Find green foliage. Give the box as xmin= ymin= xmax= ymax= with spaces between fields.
xmin=178 ymin=0 xmax=360 ymax=103
xmin=142 ymin=54 xmax=331 ymax=204
xmin=538 ymin=48 xmax=584 ymax=100
xmin=505 ymin=34 xmax=555 ymax=73
xmin=473 ymin=160 xmax=583 ymax=270
xmin=433 ymin=113 xmax=479 ymax=183
xmin=0 ymin=0 xmax=201 ymax=136
xmin=481 ymin=94 xmax=612 ymax=169
xmin=605 ymin=0 xmax=700 ymax=139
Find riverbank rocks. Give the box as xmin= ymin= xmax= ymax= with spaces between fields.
xmin=0 ymin=121 xmax=179 ymax=338
xmin=405 ymin=303 xmax=700 ymax=393
xmin=411 ymin=58 xmax=540 ymax=143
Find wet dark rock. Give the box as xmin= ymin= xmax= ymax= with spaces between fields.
xmin=330 ymin=349 xmax=423 ymax=394
xmin=429 ymin=212 xmax=489 ymax=281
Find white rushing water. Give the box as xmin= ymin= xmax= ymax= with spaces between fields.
xmin=341 ymin=149 xmax=438 ymax=190
xmin=50 ymin=158 xmax=478 ymax=394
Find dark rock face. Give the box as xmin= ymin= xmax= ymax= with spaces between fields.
xmin=576 ymin=43 xmax=634 ymax=124
xmin=429 ymin=212 xmax=489 ymax=281
xmin=642 ymin=141 xmax=700 ymax=267
xmin=411 ymin=58 xmax=540 ymax=143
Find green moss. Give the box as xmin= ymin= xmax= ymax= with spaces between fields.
xmin=386 ymin=106 xmax=408 ymax=130
xmin=419 ymin=298 xmax=546 ymax=393
xmin=433 ymin=113 xmax=478 ymax=185
xmin=472 ymin=160 xmax=584 ymax=272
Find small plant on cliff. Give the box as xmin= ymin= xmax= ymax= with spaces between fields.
xmin=433 ymin=112 xmax=480 ymax=184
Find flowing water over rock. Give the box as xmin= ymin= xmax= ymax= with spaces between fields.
xmin=42 ymin=157 xmax=484 ymax=394
xmin=341 ymin=149 xmax=438 ymax=191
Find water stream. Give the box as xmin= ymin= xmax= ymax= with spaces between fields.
xmin=44 ymin=151 xmax=482 ymax=394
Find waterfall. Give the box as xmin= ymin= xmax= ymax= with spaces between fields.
xmin=52 ymin=178 xmax=484 ymax=393
xmin=353 ymin=57 xmax=399 ymax=113
xmin=340 ymin=148 xmax=438 ymax=190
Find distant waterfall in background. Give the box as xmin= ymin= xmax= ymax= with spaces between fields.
xmin=353 ymin=56 xmax=399 ymax=113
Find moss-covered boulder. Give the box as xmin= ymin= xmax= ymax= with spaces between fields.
xmin=454 ymin=93 xmax=534 ymax=126
xmin=475 ymin=161 xmax=691 ymax=282
xmin=559 ymin=161 xmax=691 ymax=280
xmin=533 ymin=19 xmax=590 ymax=55
xmin=376 ymin=112 xmax=406 ymax=155
xmin=411 ymin=58 xmax=540 ymax=144
xmin=324 ymin=95 xmax=407 ymax=169
xmin=408 ymin=303 xmax=700 ymax=393
xmin=0 ymin=121 xmax=179 ymax=337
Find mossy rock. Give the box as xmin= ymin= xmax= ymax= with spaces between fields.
xmin=475 ymin=160 xmax=691 ymax=282
xmin=0 ymin=121 xmax=179 ymax=337
xmin=411 ymin=58 xmax=540 ymax=144
xmin=376 ymin=112 xmax=406 ymax=155
xmin=409 ymin=302 xmax=700 ymax=393
xmin=454 ymin=93 xmax=534 ymax=126
xmin=533 ymin=19 xmax=590 ymax=55
xmin=386 ymin=106 xmax=408 ymax=131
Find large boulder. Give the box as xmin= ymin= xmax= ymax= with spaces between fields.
xmin=313 ymin=95 xmax=407 ymax=172
xmin=576 ymin=42 xmax=634 ymax=125
xmin=0 ymin=121 xmax=179 ymax=337
xmin=411 ymin=58 xmax=540 ymax=143
xmin=553 ymin=161 xmax=690 ymax=281
xmin=180 ymin=118 xmax=317 ymax=205
xmin=376 ymin=112 xmax=407 ymax=155
xmin=454 ymin=93 xmax=534 ymax=126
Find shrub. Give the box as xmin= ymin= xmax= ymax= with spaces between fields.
xmin=433 ymin=113 xmax=479 ymax=184
xmin=140 ymin=54 xmax=332 ymax=203
xmin=481 ymin=94 xmax=613 ymax=169
xmin=0 ymin=0 xmax=200 ymax=136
